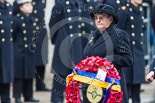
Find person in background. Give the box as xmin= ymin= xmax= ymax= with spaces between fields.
xmin=0 ymin=0 xmax=14 ymax=103
xmin=117 ymin=0 xmax=145 ymax=103
xmin=12 ymin=0 xmax=39 ymax=102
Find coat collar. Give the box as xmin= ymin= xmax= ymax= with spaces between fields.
xmin=129 ymin=2 xmax=141 ymax=14
xmin=0 ymin=1 xmax=7 ymax=10
xmin=19 ymin=11 xmax=35 ymax=24
xmin=93 ymin=25 xmax=116 ymax=48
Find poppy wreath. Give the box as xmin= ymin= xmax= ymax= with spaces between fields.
xmin=66 ymin=56 xmax=123 ymax=103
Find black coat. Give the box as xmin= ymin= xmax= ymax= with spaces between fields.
xmin=12 ymin=12 xmax=36 ymax=79
xmin=13 ymin=0 xmax=48 ymax=66
xmin=83 ymin=25 xmax=133 ymax=103
xmin=32 ymin=0 xmax=48 ymax=66
xmin=117 ymin=3 xmax=146 ymax=84
xmin=0 ymin=1 xmax=14 ymax=83
xmin=49 ymin=0 xmax=101 ymax=76
xmin=151 ymin=5 xmax=155 ymax=33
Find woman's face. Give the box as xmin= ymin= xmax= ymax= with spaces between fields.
xmin=20 ymin=2 xmax=33 ymax=15
xmin=94 ymin=13 xmax=113 ymax=32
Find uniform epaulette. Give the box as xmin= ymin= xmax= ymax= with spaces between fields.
xmin=121 ymin=6 xmax=126 ymax=10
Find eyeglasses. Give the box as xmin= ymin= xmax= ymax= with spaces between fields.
xmin=94 ymin=16 xmax=105 ymax=21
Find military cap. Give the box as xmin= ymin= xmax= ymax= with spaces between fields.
xmin=17 ymin=0 xmax=32 ymax=4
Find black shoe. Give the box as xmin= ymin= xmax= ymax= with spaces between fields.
xmin=36 ymin=87 xmax=51 ymax=91
xmin=24 ymin=97 xmax=39 ymax=102
xmin=15 ymin=98 xmax=22 ymax=103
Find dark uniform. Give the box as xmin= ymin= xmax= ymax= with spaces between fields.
xmin=151 ymin=5 xmax=155 ymax=33
xmin=12 ymin=11 xmax=36 ymax=100
xmin=117 ymin=3 xmax=145 ymax=103
xmin=0 ymin=1 xmax=14 ymax=103
xmin=31 ymin=0 xmax=49 ymax=91
xmin=49 ymin=0 xmax=101 ymax=102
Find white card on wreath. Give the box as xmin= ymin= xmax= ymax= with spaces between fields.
xmin=96 ymin=69 xmax=107 ymax=82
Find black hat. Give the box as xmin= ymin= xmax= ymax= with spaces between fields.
xmin=90 ymin=4 xmax=119 ymax=24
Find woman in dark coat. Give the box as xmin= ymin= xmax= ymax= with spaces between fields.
xmin=83 ymin=4 xmax=133 ymax=103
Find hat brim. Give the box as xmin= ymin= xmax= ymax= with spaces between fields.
xmin=90 ymin=9 xmax=119 ymax=24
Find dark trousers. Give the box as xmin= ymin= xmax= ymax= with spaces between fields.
xmin=35 ymin=66 xmax=45 ymax=89
xmin=51 ymin=75 xmax=66 ymax=102
xmin=0 ymin=83 xmax=10 ymax=103
xmin=13 ymin=78 xmax=33 ymax=98
xmin=127 ymin=84 xmax=141 ymax=103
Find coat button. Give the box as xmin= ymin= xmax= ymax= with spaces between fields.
xmin=36 ymin=26 xmax=39 ymax=30
xmin=0 ymin=20 xmax=3 ymax=24
xmin=66 ymin=1 xmax=70 ymax=5
xmin=141 ymin=33 xmax=144 ymax=36
xmin=70 ymin=34 xmax=73 ymax=37
xmin=0 ymin=12 xmax=1 ymax=16
xmin=116 ymin=0 xmax=120 ymax=4
xmin=23 ymin=30 xmax=27 ymax=34
xmin=33 ymin=23 xmax=37 ymax=26
xmin=10 ymin=38 xmax=13 ymax=41
xmin=17 ymin=14 xmax=20 ymax=17
xmin=10 ymin=29 xmax=13 ymax=33
xmin=81 ymin=23 xmax=85 ymax=27
xmin=42 ymin=0 xmax=45 ymax=3
xmin=130 ymin=16 xmax=134 ymax=20
xmin=22 ymin=23 xmax=26 ymax=27
xmin=2 ymin=38 xmax=5 ymax=42
xmin=94 ymin=0 xmax=97 ymax=2
xmin=142 ymin=16 xmax=144 ymax=20
xmin=21 ymin=17 xmax=24 ymax=20
xmin=89 ymin=6 xmax=93 ymax=10
xmin=35 ymin=18 xmax=39 ymax=22
xmin=67 ymin=9 xmax=71 ymax=13
xmin=25 ymin=44 xmax=28 ymax=48
xmin=90 ymin=22 xmax=94 ymax=25
xmin=34 ymin=10 xmax=37 ymax=14
xmin=1 ymin=29 xmax=4 ymax=33
xmin=131 ymin=25 xmax=134 ymax=28
xmin=140 ymin=41 xmax=143 ymax=44
xmin=9 ymin=11 xmax=12 ymax=15
xmin=78 ymin=33 xmax=82 ymax=37
xmin=140 ymin=6 xmax=143 ymax=11
xmin=69 ymin=25 xmax=73 ymax=29
xmin=82 ymin=31 xmax=86 ymax=35
xmin=130 ymin=8 xmax=133 ymax=12
xmin=78 ymin=9 xmax=82 ymax=12
xmin=68 ymin=17 xmax=72 ymax=21
xmin=33 ymin=44 xmax=36 ymax=47
xmin=43 ymin=25 xmax=46 ymax=29
xmin=10 ymin=21 xmax=13 ymax=24
xmin=87 ymin=0 xmax=90 ymax=2
xmin=32 ymin=2 xmax=36 ymax=5
xmin=33 ymin=30 xmax=36 ymax=34
xmin=132 ymin=33 xmax=135 ymax=36
xmin=126 ymin=4 xmax=129 ymax=6
xmin=24 ymin=37 xmax=27 ymax=41
xmin=132 ymin=41 xmax=135 ymax=45
xmin=142 ymin=25 xmax=144 ymax=28
xmin=78 ymin=25 xmax=81 ymax=28
xmin=79 ymin=17 xmax=82 ymax=21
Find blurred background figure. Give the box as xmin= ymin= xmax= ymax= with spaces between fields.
xmin=12 ymin=0 xmax=39 ymax=102
xmin=49 ymin=0 xmax=102 ymax=102
xmin=117 ymin=0 xmax=146 ymax=103
xmin=0 ymin=0 xmax=14 ymax=103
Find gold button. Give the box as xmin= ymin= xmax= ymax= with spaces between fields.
xmin=79 ymin=17 xmax=82 ymax=21
xmin=24 ymin=37 xmax=27 ymax=41
xmin=82 ymin=31 xmax=86 ymax=35
xmin=36 ymin=26 xmax=39 ymax=30
xmin=140 ymin=41 xmax=143 ymax=44
xmin=33 ymin=30 xmax=36 ymax=34
xmin=25 ymin=44 xmax=28 ymax=48
xmin=142 ymin=25 xmax=144 ymax=28
xmin=35 ymin=18 xmax=39 ymax=22
xmin=66 ymin=1 xmax=70 ymax=5
xmin=126 ymin=4 xmax=129 ymax=6
xmin=140 ymin=6 xmax=143 ymax=11
xmin=70 ymin=34 xmax=73 ymax=37
xmin=17 ymin=14 xmax=20 ymax=17
xmin=32 ymin=2 xmax=36 ymax=5
xmin=69 ymin=25 xmax=73 ymax=29
xmin=33 ymin=23 xmax=37 ymax=26
xmin=89 ymin=6 xmax=93 ymax=10
xmin=10 ymin=21 xmax=13 ymax=24
xmin=10 ymin=38 xmax=13 ymax=41
xmin=132 ymin=33 xmax=135 ymax=36
xmin=22 ymin=23 xmax=26 ymax=27
xmin=21 ymin=17 xmax=24 ymax=20
xmin=142 ymin=16 xmax=144 ymax=20
xmin=130 ymin=16 xmax=134 ymax=20
xmin=78 ymin=25 xmax=81 ymax=28
xmin=34 ymin=10 xmax=37 ymax=14
xmin=131 ymin=25 xmax=134 ymax=28
xmin=33 ymin=44 xmax=36 ymax=47
xmin=10 ymin=29 xmax=13 ymax=32
xmin=1 ymin=29 xmax=4 ymax=33
xmin=2 ymin=38 xmax=5 ymax=42
xmin=116 ymin=0 xmax=120 ymax=4
xmin=67 ymin=9 xmax=71 ymax=13
xmin=23 ymin=30 xmax=27 ymax=34
xmin=81 ymin=23 xmax=85 ymax=27
xmin=87 ymin=0 xmax=90 ymax=2
xmin=0 ymin=21 xmax=3 ymax=24
xmin=68 ymin=17 xmax=72 ymax=21
xmin=90 ymin=22 xmax=94 ymax=25
xmin=9 ymin=11 xmax=12 ymax=15
xmin=0 ymin=12 xmax=1 ymax=16
xmin=130 ymin=8 xmax=133 ymax=12
xmin=42 ymin=0 xmax=45 ymax=3
xmin=43 ymin=25 xmax=46 ymax=29
xmin=94 ymin=0 xmax=97 ymax=2
xmin=6 ymin=3 xmax=9 ymax=6
xmin=78 ymin=33 xmax=82 ymax=37
xmin=132 ymin=41 xmax=135 ymax=45
xmin=78 ymin=9 xmax=82 ymax=12
xmin=141 ymin=33 xmax=144 ymax=36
